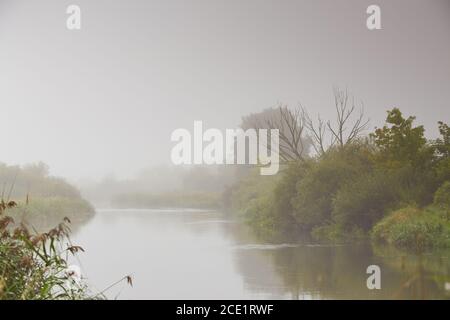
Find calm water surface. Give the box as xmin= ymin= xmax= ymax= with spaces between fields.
xmin=71 ymin=209 xmax=450 ymax=299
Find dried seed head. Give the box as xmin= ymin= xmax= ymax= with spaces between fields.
xmin=67 ymin=245 xmax=85 ymax=254
xmin=126 ymin=275 xmax=133 ymax=287
xmin=0 ymin=216 xmax=14 ymax=230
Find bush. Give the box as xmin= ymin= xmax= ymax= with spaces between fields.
xmin=225 ymin=109 xmax=450 ymax=246
xmin=332 ymin=170 xmax=397 ymax=231
xmin=239 ymin=164 xmax=307 ymax=241
xmin=371 ymin=206 xmax=450 ymax=250
xmin=270 ymin=162 xmax=308 ymax=237
xmin=311 ymin=224 xmax=366 ymax=243
xmin=228 ymin=168 xmax=283 ymax=239
xmin=241 ymin=194 xmax=278 ymax=239
xmin=291 ymin=144 xmax=374 ymax=231
xmin=229 ymin=168 xmax=278 ymax=213
xmin=434 ymin=181 xmax=450 ymax=208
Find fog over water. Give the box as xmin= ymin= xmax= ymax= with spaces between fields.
xmin=1 ymin=1 xmax=450 ymax=301
xmin=0 ymin=0 xmax=449 ymax=182
xmin=71 ymin=209 xmax=450 ymax=299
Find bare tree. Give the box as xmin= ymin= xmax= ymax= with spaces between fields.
xmin=327 ymin=88 xmax=369 ymax=147
xmin=304 ymin=88 xmax=369 ymax=156
xmin=241 ymin=106 xmax=310 ymax=162
xmin=304 ymin=111 xmax=329 ymax=156
xmin=241 ymin=88 xmax=369 ymax=160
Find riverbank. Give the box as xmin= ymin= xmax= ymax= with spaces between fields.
xmin=0 ymin=162 xmax=104 ymax=299
xmin=372 ymin=205 xmax=450 ymax=250
xmin=6 ymin=196 xmax=95 ymax=232
xmin=224 ymin=109 xmax=450 ymax=251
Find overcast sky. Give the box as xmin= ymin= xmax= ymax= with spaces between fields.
xmin=0 ymin=0 xmax=449 ymax=180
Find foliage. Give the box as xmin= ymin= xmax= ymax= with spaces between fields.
xmin=371 ymin=108 xmax=438 ymax=205
xmin=0 ymin=201 xmax=92 ymax=300
xmin=334 ymin=172 xmax=389 ymax=224
xmin=240 ymin=106 xmax=312 ymax=161
xmin=291 ymin=143 xmax=374 ymax=231
xmin=311 ymin=224 xmax=366 ymax=243
xmin=228 ymin=106 xmax=450 ymax=248
xmin=0 ymin=162 xmax=94 ymax=232
xmin=371 ymin=108 xmax=429 ymax=168
xmin=0 ymin=162 xmax=82 ymax=199
xmin=433 ymin=122 xmax=450 ymax=183
xmin=227 ymin=168 xmax=280 ymax=238
xmin=433 ymin=181 xmax=450 ymax=215
xmin=7 ymin=197 xmax=94 ymax=233
xmin=371 ymin=206 xmax=450 ymax=250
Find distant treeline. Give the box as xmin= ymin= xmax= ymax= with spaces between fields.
xmin=112 ymin=191 xmax=220 ymax=209
xmin=225 ymin=105 xmax=450 ymax=250
xmin=0 ymin=162 xmax=81 ymax=200
xmin=80 ymin=165 xmax=240 ymax=207
xmin=0 ymin=165 xmax=102 ymax=299
xmin=0 ymin=162 xmax=94 ymax=232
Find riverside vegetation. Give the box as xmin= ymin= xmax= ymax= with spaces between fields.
xmin=0 ymin=162 xmax=94 ymax=232
xmin=0 ymin=162 xmax=93 ymax=299
xmin=225 ymin=97 xmax=450 ymax=251
xmin=0 ymin=200 xmax=92 ymax=299
xmin=0 ymin=162 xmax=132 ymax=299
xmin=109 ymin=91 xmax=450 ymax=251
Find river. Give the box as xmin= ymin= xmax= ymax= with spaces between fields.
xmin=71 ymin=208 xmax=450 ymax=299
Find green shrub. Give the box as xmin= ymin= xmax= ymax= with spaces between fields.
xmin=291 ymin=143 xmax=374 ymax=231
xmin=229 ymin=168 xmax=282 ymax=239
xmin=371 ymin=206 xmax=450 ymax=250
xmin=227 ymin=165 xmax=307 ymax=241
xmin=434 ymin=181 xmax=450 ymax=208
xmin=242 ymin=194 xmax=278 ymax=239
xmin=224 ymin=110 xmax=450 ymax=245
xmin=229 ymin=168 xmax=278 ymax=213
xmin=332 ymin=170 xmax=397 ymax=231
xmin=311 ymin=223 xmax=366 ymax=243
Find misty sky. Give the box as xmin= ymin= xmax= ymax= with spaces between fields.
xmin=0 ymin=0 xmax=449 ymax=181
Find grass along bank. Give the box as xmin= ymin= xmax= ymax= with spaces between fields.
xmin=372 ymin=182 xmax=450 ymax=249
xmin=7 ymin=196 xmax=95 ymax=233
xmin=371 ymin=206 xmax=450 ymax=250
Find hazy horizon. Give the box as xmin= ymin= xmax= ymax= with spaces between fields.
xmin=1 ymin=0 xmax=449 ymax=181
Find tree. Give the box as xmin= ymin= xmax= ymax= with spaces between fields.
xmin=291 ymin=143 xmax=374 ymax=232
xmin=371 ymin=108 xmax=438 ymax=205
xmin=304 ymin=88 xmax=369 ymax=156
xmin=434 ymin=121 xmax=450 ymax=158
xmin=241 ymin=106 xmax=311 ymax=162
xmin=433 ymin=121 xmax=450 ymax=182
xmin=371 ymin=108 xmax=428 ymax=168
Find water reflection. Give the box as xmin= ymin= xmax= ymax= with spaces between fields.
xmin=71 ymin=209 xmax=450 ymax=299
